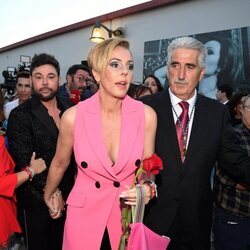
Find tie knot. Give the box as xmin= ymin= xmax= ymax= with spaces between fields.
xmin=179 ymin=101 xmax=189 ymax=111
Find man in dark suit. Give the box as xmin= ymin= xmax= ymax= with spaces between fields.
xmin=215 ymin=84 xmax=233 ymax=105
xmin=7 ymin=53 xmax=75 ymax=250
xmin=142 ymin=37 xmax=250 ymax=250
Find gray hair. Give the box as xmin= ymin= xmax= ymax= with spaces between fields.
xmin=167 ymin=37 xmax=207 ymax=69
xmin=242 ymin=94 xmax=250 ymax=107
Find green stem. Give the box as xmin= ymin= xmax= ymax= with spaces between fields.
xmin=119 ymin=166 xmax=146 ymax=249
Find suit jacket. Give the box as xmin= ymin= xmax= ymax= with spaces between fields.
xmin=7 ymin=95 xmax=75 ymax=210
xmin=0 ymin=135 xmax=21 ymax=245
xmin=142 ymin=90 xmax=250 ymax=249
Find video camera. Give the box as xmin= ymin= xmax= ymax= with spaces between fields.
xmin=2 ymin=67 xmax=17 ymax=95
xmin=1 ymin=55 xmax=31 ymax=98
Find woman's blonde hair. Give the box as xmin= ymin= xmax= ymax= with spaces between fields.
xmin=87 ymin=38 xmax=130 ymax=78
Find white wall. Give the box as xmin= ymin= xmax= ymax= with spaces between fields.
xmin=1 ymin=0 xmax=250 ymax=84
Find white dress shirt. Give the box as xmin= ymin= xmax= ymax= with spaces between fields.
xmin=4 ymin=98 xmax=19 ymax=119
xmin=168 ymin=88 xmax=197 ymax=148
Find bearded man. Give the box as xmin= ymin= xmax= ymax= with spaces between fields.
xmin=7 ymin=53 xmax=75 ymax=250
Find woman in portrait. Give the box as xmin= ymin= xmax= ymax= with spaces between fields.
xmin=196 ymin=32 xmax=243 ymax=99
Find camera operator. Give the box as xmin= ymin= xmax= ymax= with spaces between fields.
xmin=4 ymin=71 xmax=32 ymax=119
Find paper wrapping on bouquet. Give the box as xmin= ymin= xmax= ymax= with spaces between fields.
xmin=126 ymin=185 xmax=170 ymax=250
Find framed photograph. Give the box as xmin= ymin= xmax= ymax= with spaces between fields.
xmin=143 ymin=26 xmax=250 ymax=98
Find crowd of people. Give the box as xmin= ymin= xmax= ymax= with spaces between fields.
xmin=0 ymin=36 xmax=249 ymax=250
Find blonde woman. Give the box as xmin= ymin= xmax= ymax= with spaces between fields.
xmin=44 ymin=38 xmax=157 ymax=249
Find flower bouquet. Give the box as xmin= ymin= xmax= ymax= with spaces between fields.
xmin=118 ymin=153 xmax=163 ymax=250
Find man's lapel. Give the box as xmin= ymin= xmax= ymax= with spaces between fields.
xmin=30 ymin=96 xmax=58 ymax=140
xmin=160 ymin=91 xmax=183 ymax=164
xmin=184 ymin=95 xmax=207 ymax=165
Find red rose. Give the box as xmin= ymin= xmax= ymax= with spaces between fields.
xmin=142 ymin=153 xmax=163 ymax=175
xmin=119 ymin=153 xmax=163 ymax=249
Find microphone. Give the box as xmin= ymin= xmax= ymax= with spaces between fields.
xmin=70 ymin=90 xmax=81 ymax=104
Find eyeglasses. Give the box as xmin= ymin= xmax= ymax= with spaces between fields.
xmin=73 ymin=75 xmax=87 ymax=83
xmin=73 ymin=75 xmax=95 ymax=85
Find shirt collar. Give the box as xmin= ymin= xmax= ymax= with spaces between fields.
xmin=168 ymin=87 xmax=197 ymax=108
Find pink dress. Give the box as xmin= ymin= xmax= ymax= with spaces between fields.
xmin=63 ymin=93 xmax=145 ymax=250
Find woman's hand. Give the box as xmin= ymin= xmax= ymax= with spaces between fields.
xmin=119 ymin=184 xmax=152 ymax=206
xmin=16 ymin=152 xmax=47 ymax=187
xmin=29 ymin=152 xmax=47 ymax=175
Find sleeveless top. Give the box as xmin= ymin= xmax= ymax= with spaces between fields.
xmin=63 ymin=92 xmax=145 ymax=250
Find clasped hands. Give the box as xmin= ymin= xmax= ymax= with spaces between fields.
xmin=44 ymin=189 xmax=65 ymax=219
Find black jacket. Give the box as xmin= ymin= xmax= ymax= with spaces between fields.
xmin=142 ymin=90 xmax=250 ymax=249
xmin=7 ymin=95 xmax=75 ymax=210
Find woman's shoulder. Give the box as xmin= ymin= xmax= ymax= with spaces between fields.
xmin=125 ymin=94 xmax=144 ymax=108
xmin=144 ymin=104 xmax=157 ymax=124
xmin=124 ymin=95 xmax=157 ymax=119
xmin=76 ymin=92 xmax=99 ymax=111
xmin=61 ymin=106 xmax=77 ymax=125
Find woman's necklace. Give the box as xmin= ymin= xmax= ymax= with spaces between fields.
xmin=172 ymin=98 xmax=196 ymax=157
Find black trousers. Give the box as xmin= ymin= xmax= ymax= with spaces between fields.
xmin=167 ymin=208 xmax=210 ymax=250
xmin=100 ymin=228 xmax=111 ymax=250
xmin=18 ymin=206 xmax=65 ymax=250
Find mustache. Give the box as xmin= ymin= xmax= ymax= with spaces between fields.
xmin=174 ymin=80 xmax=188 ymax=85
xmin=39 ymin=87 xmax=53 ymax=92
xmin=78 ymin=86 xmax=85 ymax=91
